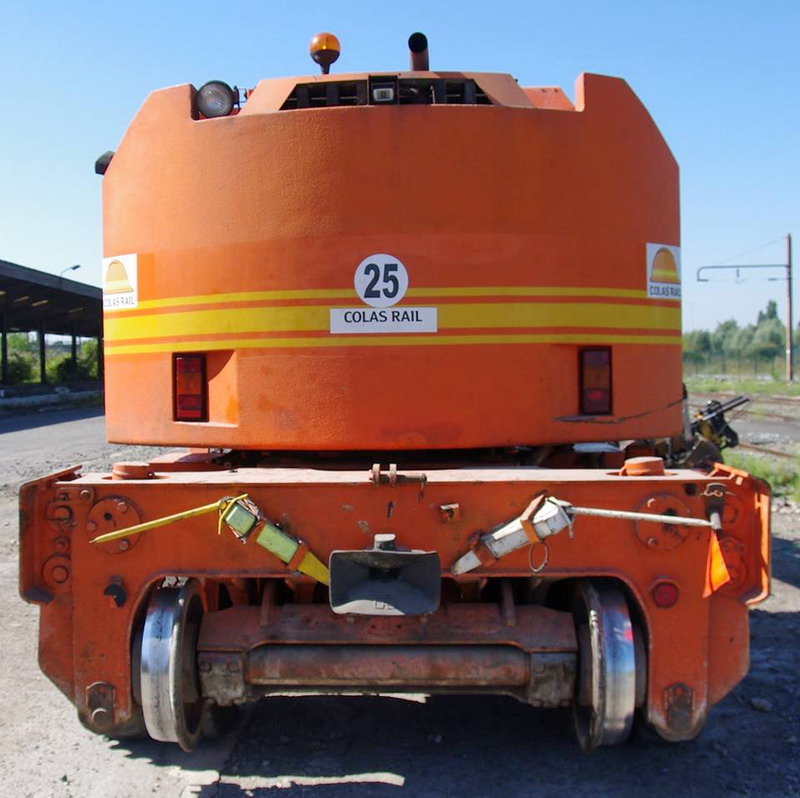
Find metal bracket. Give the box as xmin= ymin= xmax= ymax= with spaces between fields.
xmin=526 ymin=653 xmax=576 ymax=708
xmin=664 ymin=682 xmax=694 ymax=735
xmin=370 ymin=463 xmax=427 ymax=488
xmin=703 ymin=482 xmax=727 ymax=532
xmin=198 ymin=652 xmax=247 ymax=706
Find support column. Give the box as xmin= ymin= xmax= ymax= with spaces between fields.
xmin=787 ymin=233 xmax=794 ymax=382
xmin=1 ymin=314 xmax=7 ymax=386
xmin=38 ymin=322 xmax=46 ymax=384
xmin=97 ymin=335 xmax=105 ymax=382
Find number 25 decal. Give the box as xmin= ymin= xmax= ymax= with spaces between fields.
xmin=363 ymin=262 xmax=400 ymax=299
xmin=354 ymin=254 xmax=409 ymax=308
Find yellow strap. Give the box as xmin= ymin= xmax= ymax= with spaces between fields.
xmin=90 ymin=492 xmax=330 ymax=586
xmin=90 ymin=494 xmax=248 ymax=544
xmin=297 ymin=551 xmax=330 ymax=586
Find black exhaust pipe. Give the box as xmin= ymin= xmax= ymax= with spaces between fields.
xmin=409 ymin=32 xmax=429 ymax=71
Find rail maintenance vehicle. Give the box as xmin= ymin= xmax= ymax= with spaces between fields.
xmin=20 ymin=32 xmax=770 ymax=751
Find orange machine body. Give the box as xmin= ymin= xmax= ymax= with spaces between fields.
xmin=101 ymin=71 xmax=681 ymax=449
xmin=20 ymin=52 xmax=769 ymax=751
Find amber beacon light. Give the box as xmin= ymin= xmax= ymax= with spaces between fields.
xmin=309 ymin=32 xmax=341 ymax=74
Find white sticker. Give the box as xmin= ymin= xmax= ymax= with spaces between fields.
xmin=102 ymin=254 xmax=138 ymax=309
xmin=330 ymin=307 xmax=438 ymax=334
xmin=646 ymin=243 xmax=681 ymax=299
xmin=354 ymin=254 xmax=408 ymax=308
xmin=332 ymin=253 xmax=437 ymax=334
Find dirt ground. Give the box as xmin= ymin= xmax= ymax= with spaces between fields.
xmin=0 ymin=405 xmax=798 ymax=797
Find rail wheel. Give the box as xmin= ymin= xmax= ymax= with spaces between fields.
xmin=140 ymin=580 xmax=205 ymax=751
xmin=571 ymin=579 xmax=639 ymax=751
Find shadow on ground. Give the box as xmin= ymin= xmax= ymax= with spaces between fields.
xmin=0 ymin=405 xmax=103 ymax=434
xmin=185 ymin=683 xmax=797 ymax=798
xmin=772 ymin=533 xmax=800 ymax=589
xmin=106 ymin=554 xmax=800 ymax=798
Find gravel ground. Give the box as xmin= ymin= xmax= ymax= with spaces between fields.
xmin=0 ymin=403 xmax=797 ymax=797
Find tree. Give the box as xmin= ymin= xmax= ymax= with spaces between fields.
xmin=746 ymin=317 xmax=784 ymax=358
xmin=683 ymin=300 xmax=791 ymax=376
xmin=757 ymin=300 xmax=779 ymax=323
xmin=729 ymin=325 xmax=755 ymax=355
xmin=4 ymin=333 xmax=36 ymax=385
xmin=6 ymin=352 xmax=34 ymax=385
xmin=683 ymin=329 xmax=712 ymax=356
xmin=79 ymin=340 xmax=100 ymax=379
xmin=44 ymin=340 xmax=100 ymax=384
xmin=7 ymin=332 xmax=36 ymax=356
xmin=711 ymin=319 xmax=740 ymax=354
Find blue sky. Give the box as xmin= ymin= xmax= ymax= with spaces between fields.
xmin=1 ymin=0 xmax=797 ymax=331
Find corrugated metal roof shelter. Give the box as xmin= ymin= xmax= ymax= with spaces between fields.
xmin=0 ymin=258 xmax=102 ymax=384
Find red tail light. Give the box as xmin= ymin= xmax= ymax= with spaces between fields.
xmin=173 ymin=354 xmax=207 ymax=421
xmin=652 ymin=581 xmax=679 ymax=608
xmin=580 ymin=347 xmax=612 ymax=415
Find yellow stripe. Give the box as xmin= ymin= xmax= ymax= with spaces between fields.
xmin=132 ymin=288 xmax=354 ymax=309
xmin=105 ymin=302 xmax=680 ymax=341
xmin=408 ymin=286 xmax=649 ymax=299
xmin=105 ymin=332 xmax=680 ymax=356
xmin=444 ymin=302 xmax=678 ymax=330
xmin=111 ymin=285 xmax=655 ymax=312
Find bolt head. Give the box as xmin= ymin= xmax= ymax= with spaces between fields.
xmin=51 ymin=565 xmax=70 ymax=584
xmin=90 ymin=707 xmax=112 ymax=731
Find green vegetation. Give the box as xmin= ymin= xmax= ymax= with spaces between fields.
xmin=4 ymin=333 xmax=36 ymax=385
xmin=3 ymin=333 xmax=99 ymax=385
xmin=685 ymin=376 xmax=800 ymax=398
xmin=724 ymin=449 xmax=800 ymax=501
xmin=683 ymin=300 xmax=799 ymax=382
xmin=6 ymin=351 xmax=35 ymax=384
xmin=44 ymin=355 xmax=95 ymax=384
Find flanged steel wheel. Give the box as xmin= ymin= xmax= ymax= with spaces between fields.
xmin=140 ymin=580 xmax=205 ymax=751
xmin=572 ymin=579 xmax=638 ymax=750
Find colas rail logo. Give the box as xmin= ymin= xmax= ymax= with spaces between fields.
xmin=102 ymin=254 xmax=139 ymax=309
xmin=646 ymin=243 xmax=681 ymax=299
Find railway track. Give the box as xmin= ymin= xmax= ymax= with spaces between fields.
xmin=737 ymin=441 xmax=797 ymax=460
